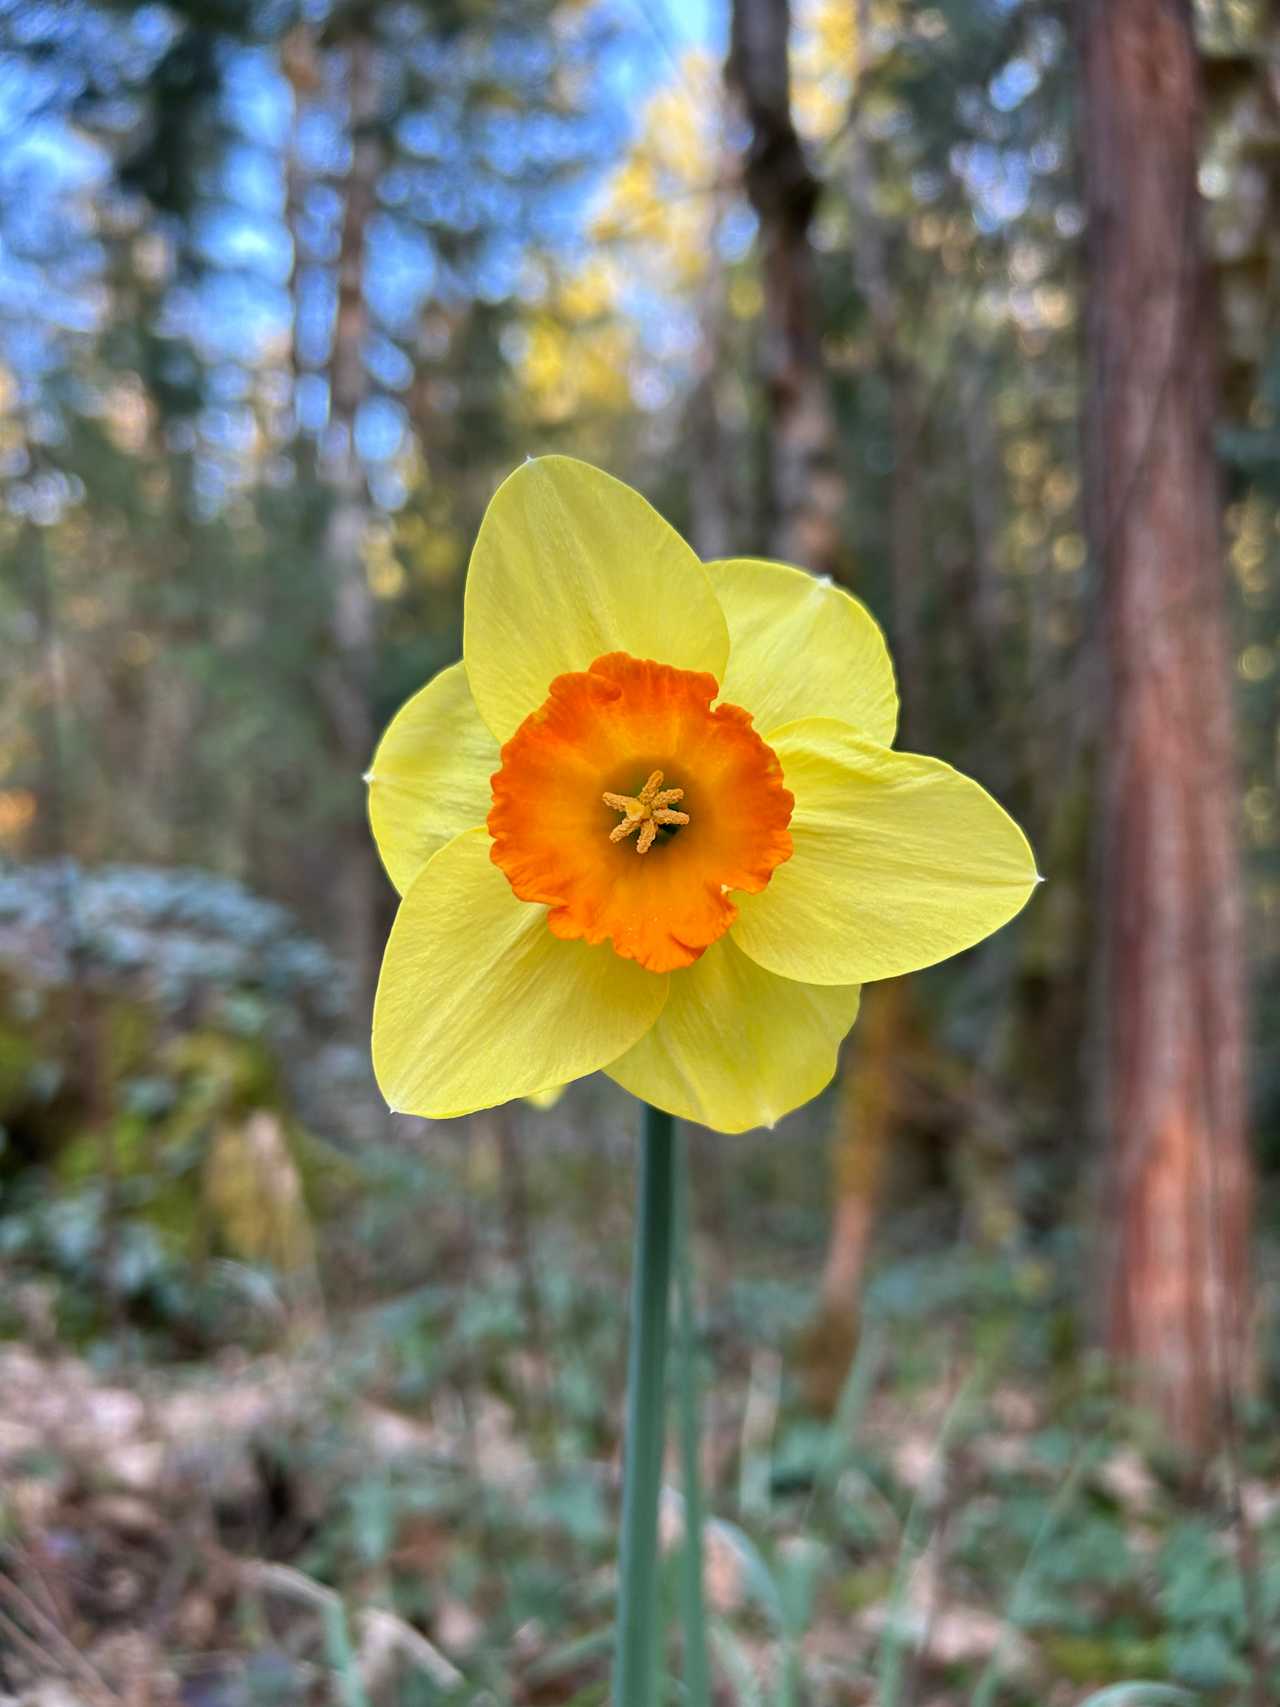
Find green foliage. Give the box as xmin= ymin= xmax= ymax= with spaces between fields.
xmin=0 ymin=861 xmax=352 ymax=1349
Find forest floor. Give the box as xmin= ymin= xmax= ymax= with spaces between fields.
xmin=2 ymin=1273 xmax=1278 ymax=1707
xmin=0 ymin=1031 xmax=1275 ymax=1706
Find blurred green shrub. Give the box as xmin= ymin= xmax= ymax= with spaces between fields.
xmin=0 ymin=860 xmax=355 ymax=1350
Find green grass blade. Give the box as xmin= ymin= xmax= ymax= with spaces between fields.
xmin=1075 ymin=1688 xmax=1198 ymax=1707
xmin=875 ymin=1361 xmax=988 ymax=1707
xmin=969 ymin=1437 xmax=1099 ymax=1707
xmin=710 ymin=1624 xmax=766 ymax=1707
xmin=816 ymin=1316 xmax=886 ymax=1495
xmin=704 ymin=1518 xmax=786 ymax=1633
xmin=321 ymin=1596 xmax=372 ymax=1707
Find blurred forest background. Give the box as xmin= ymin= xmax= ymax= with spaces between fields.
xmin=2 ymin=0 xmax=1280 ymax=1702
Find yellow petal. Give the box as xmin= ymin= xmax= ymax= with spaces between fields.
xmin=709 ymin=558 xmax=897 ymax=744
xmin=606 ymin=936 xmax=860 ymax=1133
xmin=366 ymin=662 xmax=499 ymax=895
xmin=373 ymin=830 xmax=668 ymax=1117
xmin=732 ymin=719 xmax=1039 ymax=985
xmin=464 ymin=457 xmax=730 ymax=740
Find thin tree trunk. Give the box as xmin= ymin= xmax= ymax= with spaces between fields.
xmin=324 ymin=30 xmax=380 ymax=1020
xmin=1081 ymin=0 xmax=1251 ymax=1455
xmin=282 ymin=23 xmax=322 ymax=437
xmin=687 ymin=108 xmax=736 ymax=562
xmin=846 ymin=0 xmax=923 ymax=737
xmin=727 ymin=0 xmax=844 ymax=579
xmin=797 ymin=980 xmax=905 ymax=1416
xmin=885 ymin=368 xmax=925 ymax=741
xmin=961 ymin=357 xmax=1004 ymax=717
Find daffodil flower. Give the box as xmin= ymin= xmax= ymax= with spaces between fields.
xmin=368 ymin=457 xmax=1038 ymax=1132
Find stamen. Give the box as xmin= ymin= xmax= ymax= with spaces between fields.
xmin=603 ymin=768 xmax=690 ymax=854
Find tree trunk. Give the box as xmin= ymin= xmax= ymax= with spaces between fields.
xmin=846 ymin=0 xmax=924 ymax=740
xmin=324 ymin=29 xmax=381 ymax=1022
xmin=1081 ymin=0 xmax=1251 ymax=1454
xmin=687 ymin=110 xmax=736 ymax=563
xmin=282 ymin=23 xmax=322 ymax=416
xmin=796 ymin=980 xmax=905 ymax=1416
xmin=727 ymin=0 xmax=844 ymax=579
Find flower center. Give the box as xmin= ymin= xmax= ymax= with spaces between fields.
xmin=603 ymin=768 xmax=690 ymax=854
xmin=488 ymin=652 xmax=794 ymax=973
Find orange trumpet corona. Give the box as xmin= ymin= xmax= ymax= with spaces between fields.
xmin=488 ymin=652 xmax=794 ymax=973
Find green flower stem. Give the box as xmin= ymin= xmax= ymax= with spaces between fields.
xmin=613 ymin=1101 xmax=677 ymax=1707
xmin=674 ymin=1127 xmax=712 ymax=1707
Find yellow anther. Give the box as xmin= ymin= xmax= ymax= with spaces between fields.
xmin=603 ymin=768 xmax=690 ymax=854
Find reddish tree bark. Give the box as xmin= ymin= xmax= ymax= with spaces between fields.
xmin=728 ymin=0 xmax=844 ymax=579
xmin=1081 ymin=0 xmax=1251 ymax=1453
